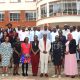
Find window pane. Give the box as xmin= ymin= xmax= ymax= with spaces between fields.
xmin=25 ymin=11 xmax=36 ymax=21
xmin=10 ymin=13 xmax=20 ymax=21
xmin=0 ymin=12 xmax=4 ymax=21
xmin=41 ymin=4 xmax=47 ymax=18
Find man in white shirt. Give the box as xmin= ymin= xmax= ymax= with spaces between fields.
xmin=40 ymin=26 xmax=51 ymax=40
xmin=18 ymin=27 xmax=29 ymax=42
xmin=62 ymin=25 xmax=70 ymax=39
xmin=50 ymin=27 xmax=58 ymax=43
xmin=35 ymin=27 xmax=41 ymax=41
xmin=29 ymin=27 xmax=37 ymax=43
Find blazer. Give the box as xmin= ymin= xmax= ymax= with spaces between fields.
xmin=69 ymin=39 xmax=76 ymax=54
xmin=39 ymin=38 xmax=51 ymax=53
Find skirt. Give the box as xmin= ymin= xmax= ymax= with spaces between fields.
xmin=20 ymin=54 xmax=31 ymax=64
xmin=64 ymin=53 xmax=78 ymax=75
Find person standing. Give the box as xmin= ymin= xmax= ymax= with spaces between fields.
xmin=31 ymin=35 xmax=40 ymax=76
xmin=0 ymin=36 xmax=13 ymax=76
xmin=21 ymin=37 xmax=31 ymax=76
xmin=13 ymin=37 xmax=21 ymax=76
xmin=51 ymin=35 xmax=64 ymax=78
xmin=64 ymin=33 xmax=78 ymax=78
xmin=39 ymin=34 xmax=51 ymax=77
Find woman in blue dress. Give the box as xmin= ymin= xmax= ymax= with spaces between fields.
xmin=0 ymin=36 xmax=13 ymax=76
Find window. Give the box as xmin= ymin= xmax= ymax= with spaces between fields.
xmin=41 ymin=4 xmax=47 ymax=18
xmin=49 ymin=2 xmax=61 ymax=16
xmin=77 ymin=1 xmax=80 ymax=14
xmin=10 ymin=0 xmax=21 ymax=2
xmin=25 ymin=11 xmax=36 ymax=21
xmin=49 ymin=0 xmax=77 ymax=16
xmin=0 ymin=12 xmax=4 ymax=21
xmin=62 ymin=1 xmax=77 ymax=15
xmin=10 ymin=11 xmax=20 ymax=21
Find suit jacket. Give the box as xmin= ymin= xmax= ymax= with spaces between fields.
xmin=39 ymin=38 xmax=51 ymax=53
xmin=69 ymin=39 xmax=76 ymax=54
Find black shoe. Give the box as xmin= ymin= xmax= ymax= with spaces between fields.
xmin=22 ymin=73 xmax=25 ymax=76
xmin=13 ymin=73 xmax=16 ymax=76
xmin=16 ymin=73 xmax=20 ymax=75
xmin=26 ymin=73 xmax=28 ymax=76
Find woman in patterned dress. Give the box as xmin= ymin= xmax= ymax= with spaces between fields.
xmin=21 ymin=37 xmax=31 ymax=76
xmin=0 ymin=36 xmax=13 ymax=76
xmin=51 ymin=35 xmax=64 ymax=78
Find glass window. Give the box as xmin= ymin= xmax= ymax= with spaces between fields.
xmin=41 ymin=4 xmax=47 ymax=18
xmin=0 ymin=12 xmax=4 ymax=21
xmin=49 ymin=0 xmax=77 ymax=16
xmin=49 ymin=2 xmax=61 ymax=16
xmin=25 ymin=11 xmax=36 ymax=21
xmin=10 ymin=13 xmax=20 ymax=21
xmin=77 ymin=2 xmax=80 ymax=14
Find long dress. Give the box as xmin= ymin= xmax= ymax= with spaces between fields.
xmin=31 ymin=41 xmax=40 ymax=75
xmin=0 ymin=42 xmax=13 ymax=66
xmin=64 ymin=41 xmax=78 ymax=75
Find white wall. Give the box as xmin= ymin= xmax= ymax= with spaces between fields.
xmin=0 ymin=0 xmax=36 ymax=11
xmin=36 ymin=16 xmax=80 ymax=26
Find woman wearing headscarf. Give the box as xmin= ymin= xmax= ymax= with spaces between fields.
xmin=64 ymin=33 xmax=78 ymax=78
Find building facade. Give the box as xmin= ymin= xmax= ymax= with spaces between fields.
xmin=0 ymin=0 xmax=36 ymax=28
xmin=0 ymin=0 xmax=80 ymax=28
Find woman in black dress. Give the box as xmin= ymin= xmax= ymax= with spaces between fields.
xmin=31 ymin=35 xmax=40 ymax=76
xmin=51 ymin=35 xmax=64 ymax=78
xmin=13 ymin=36 xmax=21 ymax=75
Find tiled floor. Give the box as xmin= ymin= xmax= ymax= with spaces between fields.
xmin=0 ymin=62 xmax=80 ymax=80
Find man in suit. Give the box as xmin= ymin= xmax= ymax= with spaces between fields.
xmin=39 ymin=34 xmax=51 ymax=77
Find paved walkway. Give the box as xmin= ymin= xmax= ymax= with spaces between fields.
xmin=0 ymin=62 xmax=80 ymax=80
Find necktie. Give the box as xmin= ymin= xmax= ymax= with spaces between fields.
xmin=44 ymin=39 xmax=46 ymax=51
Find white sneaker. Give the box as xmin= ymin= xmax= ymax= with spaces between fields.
xmin=5 ymin=74 xmax=8 ymax=76
xmin=51 ymin=75 xmax=57 ymax=78
xmin=2 ymin=74 xmax=5 ymax=77
xmin=58 ymin=75 xmax=61 ymax=78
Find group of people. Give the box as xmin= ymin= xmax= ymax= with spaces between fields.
xmin=0 ymin=23 xmax=80 ymax=78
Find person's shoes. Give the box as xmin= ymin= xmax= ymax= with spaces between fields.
xmin=2 ymin=74 xmax=5 ymax=77
xmin=45 ymin=74 xmax=48 ymax=77
xmin=13 ymin=73 xmax=16 ymax=76
xmin=33 ymin=74 xmax=37 ymax=76
xmin=40 ymin=73 xmax=43 ymax=77
xmin=5 ymin=74 xmax=8 ymax=76
xmin=51 ymin=74 xmax=57 ymax=78
xmin=71 ymin=76 xmax=75 ymax=78
xmin=22 ymin=73 xmax=25 ymax=76
xmin=16 ymin=73 xmax=20 ymax=75
xmin=26 ymin=73 xmax=28 ymax=76
xmin=58 ymin=75 xmax=61 ymax=78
